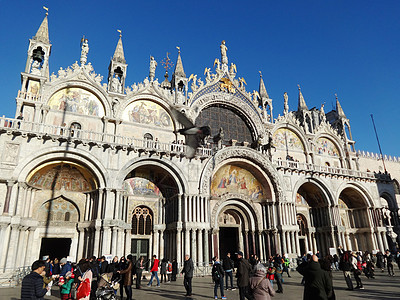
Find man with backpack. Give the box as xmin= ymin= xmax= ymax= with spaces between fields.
xmin=222 ymin=252 xmax=235 ymax=291
xmin=212 ymin=257 xmax=227 ymax=300
xmin=339 ymin=251 xmax=354 ymax=290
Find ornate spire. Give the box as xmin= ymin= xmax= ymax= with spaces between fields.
xmin=113 ymin=31 xmax=126 ymax=64
xmin=173 ymin=47 xmax=186 ymax=78
xmin=259 ymin=71 xmax=269 ymax=99
xmin=297 ymin=84 xmax=308 ymax=110
xmin=34 ymin=12 xmax=50 ymax=44
xmin=335 ymin=94 xmax=346 ymax=118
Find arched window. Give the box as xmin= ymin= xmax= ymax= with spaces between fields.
xmin=65 ymin=212 xmax=70 ymax=222
xmin=70 ymin=122 xmax=81 ymax=137
xmin=132 ymin=206 xmax=153 ymax=235
xmin=144 ymin=133 xmax=153 ymax=148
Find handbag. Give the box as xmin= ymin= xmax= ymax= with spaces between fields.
xmin=76 ymin=278 xmax=91 ymax=299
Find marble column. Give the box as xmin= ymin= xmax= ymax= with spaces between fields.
xmin=294 ymin=232 xmax=301 ymax=255
xmin=258 ymin=232 xmax=264 ymax=261
xmin=102 ymin=226 xmax=112 ymax=255
xmin=176 ymin=229 xmax=182 ymax=265
xmin=245 ymin=231 xmax=249 ymax=258
xmin=185 ymin=229 xmax=190 ymax=256
xmin=382 ymin=231 xmax=389 ymax=250
xmin=197 ymin=229 xmax=203 ymax=265
xmin=203 ymin=230 xmax=209 ymax=265
xmin=281 ymin=231 xmax=287 ymax=255
xmin=376 ymin=231 xmax=384 ymax=252
xmin=159 ymin=230 xmax=165 ymax=258
xmin=153 ymin=230 xmax=160 ymax=258
xmin=111 ymin=227 xmax=118 ymax=255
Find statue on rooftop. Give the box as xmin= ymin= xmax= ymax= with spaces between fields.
xmin=149 ymin=56 xmax=157 ymax=81
xmin=220 ymin=40 xmax=228 ymax=65
xmin=80 ymin=37 xmax=89 ymax=65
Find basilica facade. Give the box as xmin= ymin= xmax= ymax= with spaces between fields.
xmin=0 ymin=14 xmax=400 ymax=278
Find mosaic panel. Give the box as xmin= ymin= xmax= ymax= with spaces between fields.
xmin=48 ymin=87 xmax=105 ymax=116
xmin=273 ymin=128 xmax=304 ymax=151
xmin=316 ymin=137 xmax=339 ymax=157
xmin=211 ymin=164 xmax=265 ymax=200
xmin=122 ymin=100 xmax=173 ymax=129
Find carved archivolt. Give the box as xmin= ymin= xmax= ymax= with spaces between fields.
xmin=200 ymin=147 xmax=286 ymax=203
xmin=210 ymin=194 xmax=263 ymax=231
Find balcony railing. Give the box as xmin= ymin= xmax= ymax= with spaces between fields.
xmin=273 ymin=159 xmax=376 ymax=179
xmin=0 ymin=117 xmax=212 ymax=157
xmin=17 ymin=91 xmax=41 ymax=102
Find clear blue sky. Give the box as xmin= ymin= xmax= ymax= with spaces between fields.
xmin=0 ymin=0 xmax=399 ymax=157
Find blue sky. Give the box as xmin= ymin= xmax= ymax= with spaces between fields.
xmin=0 ymin=0 xmax=399 ymax=156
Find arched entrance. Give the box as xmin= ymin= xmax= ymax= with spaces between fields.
xmin=123 ymin=163 xmax=182 ymax=262
xmin=295 ymin=181 xmax=333 ymax=255
xmin=213 ymin=198 xmax=260 ymax=260
xmin=27 ymin=161 xmax=97 ymax=261
xmin=338 ymin=187 xmax=373 ymax=251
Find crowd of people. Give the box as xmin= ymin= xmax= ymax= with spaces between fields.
xmin=21 ymin=254 xmax=181 ymax=300
xmin=20 ymin=247 xmax=400 ymax=300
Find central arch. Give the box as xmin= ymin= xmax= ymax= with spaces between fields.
xmin=211 ymin=197 xmax=261 ymax=259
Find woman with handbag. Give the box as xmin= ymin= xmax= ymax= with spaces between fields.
xmin=250 ymin=264 xmax=275 ymax=300
xmin=76 ymin=259 xmax=92 ymax=300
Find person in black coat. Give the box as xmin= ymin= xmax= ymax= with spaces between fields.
xmin=171 ymin=258 xmax=178 ymax=281
xmin=99 ymin=256 xmax=109 ymax=275
xmin=181 ymin=254 xmax=194 ymax=296
xmin=222 ymin=253 xmax=235 ymax=290
xmin=21 ymin=260 xmax=49 ymax=300
xmin=236 ymin=251 xmax=252 ymax=300
xmin=297 ymin=255 xmax=334 ymax=300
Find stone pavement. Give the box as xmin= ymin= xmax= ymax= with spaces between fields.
xmin=1 ymin=270 xmax=399 ymax=300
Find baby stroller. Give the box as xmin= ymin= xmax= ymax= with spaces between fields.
xmin=96 ymin=273 xmax=120 ymax=300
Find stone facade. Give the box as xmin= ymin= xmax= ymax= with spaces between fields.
xmin=0 ymin=14 xmax=400 ymax=278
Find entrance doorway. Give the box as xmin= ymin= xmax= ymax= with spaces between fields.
xmin=39 ymin=238 xmax=71 ymax=260
xmin=299 ymin=239 xmax=306 ymax=255
xmin=219 ymin=227 xmax=239 ymax=258
xmin=131 ymin=239 xmax=149 ymax=262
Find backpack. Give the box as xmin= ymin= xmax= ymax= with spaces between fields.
xmin=167 ymin=263 xmax=172 ymax=272
xmin=212 ymin=265 xmax=221 ymax=282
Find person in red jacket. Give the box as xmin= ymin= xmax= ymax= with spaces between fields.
xmin=147 ymin=255 xmax=160 ymax=287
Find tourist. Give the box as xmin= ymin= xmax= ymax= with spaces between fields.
xmin=88 ymin=256 xmax=99 ymax=299
xmin=160 ymin=257 xmax=168 ymax=283
xmin=59 ymin=271 xmax=75 ymax=300
xmin=52 ymin=258 xmax=61 ymax=275
xmin=118 ymin=256 xmax=127 ymax=298
xmin=384 ymin=250 xmax=395 ymax=276
xmin=222 ymin=252 xmax=235 ymax=290
xmin=274 ymin=264 xmax=283 ymax=293
xmin=135 ymin=256 xmax=145 ymax=289
xmin=297 ymin=255 xmax=334 ymax=300
xmin=212 ymin=256 xmax=226 ymax=300
xmin=236 ymin=251 xmax=252 ymax=300
xmin=147 ymin=254 xmax=160 ymax=287
xmin=351 ymin=252 xmax=364 ymax=289
xmin=171 ymin=258 xmax=178 ymax=281
xmin=339 ymin=251 xmax=353 ymax=290
xmin=376 ymin=251 xmax=385 ymax=272
xmin=283 ymin=255 xmax=291 ymax=277
xmin=250 ymin=264 xmax=275 ymax=300
xmin=118 ymin=254 xmax=133 ymax=300
xmin=181 ymin=254 xmax=194 ymax=296
xmin=76 ymin=259 xmax=92 ymax=300
xmin=21 ymin=260 xmax=49 ymax=300
xmin=99 ymin=256 xmax=108 ymax=275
